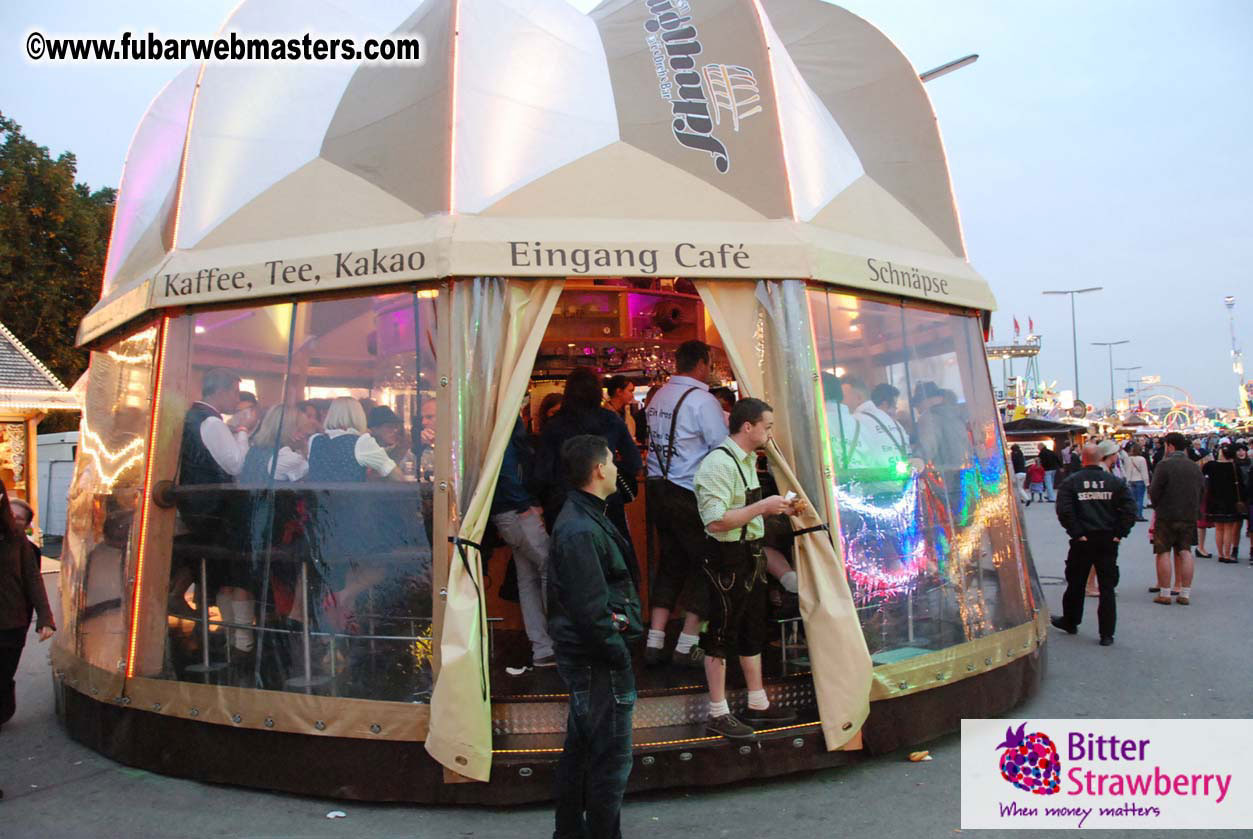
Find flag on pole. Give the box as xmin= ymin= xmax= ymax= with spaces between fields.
xmin=989 ymin=325 xmax=994 ymax=340
xmin=1013 ymin=316 xmax=1020 ymax=337
xmin=1028 ymin=317 xmax=1034 ymax=334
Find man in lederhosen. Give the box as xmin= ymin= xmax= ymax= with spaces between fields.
xmin=693 ymin=397 xmax=799 ymax=738
xmin=643 ymin=340 xmax=728 ymax=668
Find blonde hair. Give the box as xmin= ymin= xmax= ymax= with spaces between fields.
xmin=252 ymin=405 xmax=301 ymax=450
xmin=323 ymin=397 xmax=367 ymax=433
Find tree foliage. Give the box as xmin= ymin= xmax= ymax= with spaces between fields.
xmin=0 ymin=113 xmax=115 ymax=430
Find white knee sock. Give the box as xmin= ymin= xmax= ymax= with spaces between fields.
xmin=1178 ymin=587 xmax=1191 ymax=599
xmin=646 ymin=629 xmax=666 ymax=649
xmin=675 ymin=632 xmax=700 ymax=654
xmin=747 ymin=689 xmax=769 ymax=710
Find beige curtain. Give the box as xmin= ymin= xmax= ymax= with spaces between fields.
xmin=426 ymin=277 xmax=564 ymax=782
xmin=696 ymin=279 xmax=872 ymax=750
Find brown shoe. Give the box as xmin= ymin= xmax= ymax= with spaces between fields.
xmin=1175 ymin=595 xmax=1190 ymax=605
xmin=706 ymin=713 xmax=756 ymax=740
xmin=1153 ymin=596 xmax=1172 ymax=605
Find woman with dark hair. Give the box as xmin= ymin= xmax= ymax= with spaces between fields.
xmin=1203 ymin=444 xmax=1243 ymax=563
xmin=1 ymin=484 xmax=55 ymax=728
xmin=534 ymin=392 xmax=564 ymax=435
xmin=536 ymin=368 xmax=643 ymax=545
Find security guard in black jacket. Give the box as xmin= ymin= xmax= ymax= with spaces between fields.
xmin=1052 ymin=441 xmax=1137 ymax=645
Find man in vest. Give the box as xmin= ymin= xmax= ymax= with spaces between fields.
xmin=643 ymin=340 xmax=727 ymax=668
xmin=175 ymin=367 xmax=256 ymax=651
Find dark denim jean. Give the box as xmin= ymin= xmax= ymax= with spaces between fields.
xmin=553 ymin=658 xmax=636 ymax=839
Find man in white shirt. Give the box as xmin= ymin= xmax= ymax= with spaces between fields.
xmin=854 ymin=382 xmax=911 ymax=484
xmin=643 ymin=340 xmax=728 ymax=667
xmin=175 ymin=367 xmax=257 ymax=651
xmin=822 ymin=373 xmax=865 ymax=475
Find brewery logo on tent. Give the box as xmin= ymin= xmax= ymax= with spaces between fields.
xmin=642 ymin=0 xmax=763 ymax=174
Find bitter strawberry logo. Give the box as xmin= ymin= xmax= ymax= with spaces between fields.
xmin=996 ymin=722 xmax=1061 ymax=795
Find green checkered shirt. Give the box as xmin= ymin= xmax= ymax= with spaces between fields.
xmin=694 ymin=438 xmax=764 ymax=543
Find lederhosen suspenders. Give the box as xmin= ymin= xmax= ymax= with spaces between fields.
xmin=705 ymin=445 xmax=766 ymax=590
xmin=659 ymin=386 xmax=699 ymax=482
xmin=864 ymin=409 xmax=908 ymax=460
xmin=832 ymin=408 xmax=861 ymax=469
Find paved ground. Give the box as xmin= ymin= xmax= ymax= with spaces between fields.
xmin=3 ymin=501 xmax=1250 ymax=838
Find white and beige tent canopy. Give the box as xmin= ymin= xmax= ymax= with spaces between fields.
xmin=80 ymin=0 xmax=993 ymax=345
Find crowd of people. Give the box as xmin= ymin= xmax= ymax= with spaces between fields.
xmin=173 ymin=368 xmax=434 ymax=680
xmin=536 ymin=340 xmax=805 ymax=837
xmin=1037 ymin=430 xmax=1251 ymax=650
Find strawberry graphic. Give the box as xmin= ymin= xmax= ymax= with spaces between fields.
xmin=995 ymin=722 xmax=1061 ymax=795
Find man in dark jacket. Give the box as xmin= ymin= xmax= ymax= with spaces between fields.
xmin=1148 ymin=431 xmax=1204 ymax=604
xmin=547 ymin=435 xmax=643 ymax=839
xmin=1038 ymin=442 xmax=1062 ymax=501
xmin=1052 ymin=442 xmax=1137 ymax=646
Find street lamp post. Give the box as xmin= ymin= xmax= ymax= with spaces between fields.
xmin=1092 ymin=340 xmax=1130 ymax=411
xmin=1225 ymin=296 xmax=1246 ymax=415
xmin=919 ymin=54 xmax=979 ymax=83
xmin=1043 ymin=287 xmax=1103 ymax=403
xmin=1115 ymin=365 xmax=1142 ymax=393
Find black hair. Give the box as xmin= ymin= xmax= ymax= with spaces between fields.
xmin=820 ymin=372 xmax=843 ymax=403
xmin=870 ymin=382 xmax=900 ymax=408
xmin=709 ymin=386 xmax=735 ymax=412
xmin=0 ymin=482 xmax=19 ymax=540
xmin=1164 ymin=431 xmax=1188 ymax=451
xmin=913 ymin=380 xmax=941 ymax=404
xmin=729 ymin=397 xmax=772 ymax=434
xmin=561 ymin=434 xmax=611 ymax=488
xmin=674 ymin=340 xmax=711 ymax=374
xmin=560 ymin=367 xmax=603 ymax=416
xmin=841 ymin=374 xmax=867 ymax=393
xmin=604 ymin=375 xmax=631 ymax=398
xmin=237 ymin=391 xmax=257 ymax=405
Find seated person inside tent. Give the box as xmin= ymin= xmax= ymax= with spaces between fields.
xmin=173 ymin=367 xmax=258 ymax=653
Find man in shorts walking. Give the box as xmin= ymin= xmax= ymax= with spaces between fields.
xmin=1148 ymin=432 xmax=1205 ymax=605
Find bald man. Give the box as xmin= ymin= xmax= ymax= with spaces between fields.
xmin=1052 ymin=443 xmax=1137 ymax=646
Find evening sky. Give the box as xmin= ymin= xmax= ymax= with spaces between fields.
xmin=2 ymin=0 xmax=1249 ymax=408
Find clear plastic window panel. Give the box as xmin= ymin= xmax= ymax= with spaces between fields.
xmin=161 ymin=292 xmax=438 ymax=701
xmin=807 ymin=290 xmax=1030 ymax=664
xmin=59 ymin=326 xmax=158 ymax=672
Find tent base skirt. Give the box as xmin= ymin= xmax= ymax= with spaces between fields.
xmin=55 ymin=642 xmax=1043 ymax=804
